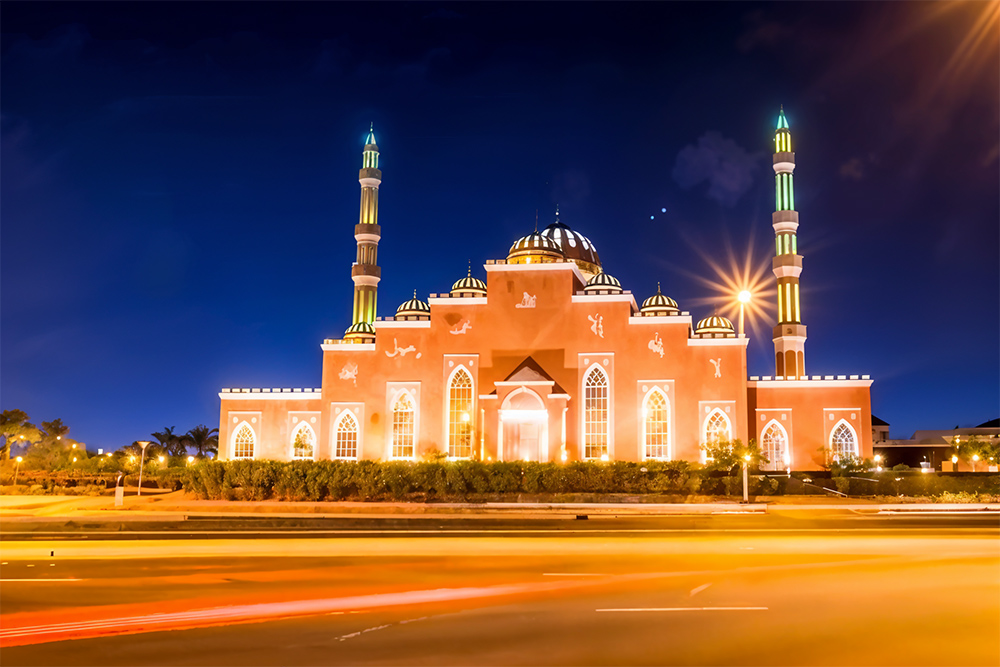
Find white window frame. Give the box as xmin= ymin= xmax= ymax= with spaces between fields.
xmin=289 ymin=420 xmax=317 ymax=460
xmin=446 ymin=364 xmax=475 ymax=460
xmin=333 ymin=409 xmax=360 ymax=460
xmin=830 ymin=419 xmax=859 ymax=460
xmin=389 ymin=389 xmax=418 ymax=461
xmin=582 ymin=363 xmax=610 ymax=460
xmin=641 ymin=386 xmax=671 ymax=460
xmin=231 ymin=421 xmax=257 ymax=460
xmin=760 ymin=419 xmax=790 ymax=471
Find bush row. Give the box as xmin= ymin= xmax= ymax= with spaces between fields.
xmin=180 ymin=459 xmax=842 ymax=501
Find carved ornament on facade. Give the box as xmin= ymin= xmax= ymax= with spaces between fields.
xmin=710 ymin=358 xmax=722 ymax=378
xmin=449 ymin=320 xmax=472 ymax=335
xmin=386 ymin=338 xmax=420 ymax=359
xmin=339 ymin=362 xmax=359 ymax=386
xmin=648 ymin=332 xmax=664 ymax=358
xmin=515 ymin=292 xmax=537 ymax=309
xmin=588 ymin=314 xmax=604 ymax=338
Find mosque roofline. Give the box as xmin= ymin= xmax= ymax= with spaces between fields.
xmin=484 ymin=259 xmax=586 ymax=282
xmin=747 ymin=376 xmax=872 ymax=388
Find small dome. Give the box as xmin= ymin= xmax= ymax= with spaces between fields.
xmin=508 ymin=232 xmax=563 ymax=258
xmin=396 ymin=291 xmax=430 ymax=318
xmin=584 ymin=271 xmax=622 ymax=293
xmin=344 ymin=321 xmax=376 ymax=339
xmin=451 ymin=267 xmax=487 ymax=296
xmin=640 ymin=284 xmax=679 ymax=315
xmin=539 ymin=210 xmax=601 ymax=278
xmin=695 ymin=315 xmax=735 ymax=335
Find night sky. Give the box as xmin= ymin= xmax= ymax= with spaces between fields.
xmin=2 ymin=2 xmax=997 ymax=450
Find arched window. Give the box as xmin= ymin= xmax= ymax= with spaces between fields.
xmin=831 ymin=421 xmax=858 ymax=459
xmin=291 ymin=421 xmax=315 ymax=459
xmin=233 ymin=422 xmax=255 ymax=459
xmin=392 ymin=392 xmax=415 ymax=459
xmin=335 ymin=412 xmax=358 ymax=460
xmin=761 ymin=421 xmax=788 ymax=471
xmin=584 ymin=366 xmax=608 ymax=459
xmin=643 ymin=389 xmax=669 ymax=460
xmin=448 ymin=368 xmax=473 ymax=459
xmin=704 ymin=409 xmax=731 ymax=443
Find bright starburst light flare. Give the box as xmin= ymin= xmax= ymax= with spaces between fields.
xmin=660 ymin=223 xmax=776 ymax=346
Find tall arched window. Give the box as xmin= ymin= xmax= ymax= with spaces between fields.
xmin=643 ymin=389 xmax=669 ymax=460
xmin=761 ymin=421 xmax=788 ymax=471
xmin=335 ymin=412 xmax=358 ymax=459
xmin=233 ymin=422 xmax=255 ymax=459
xmin=584 ymin=366 xmax=608 ymax=459
xmin=704 ymin=409 xmax=731 ymax=443
xmin=448 ymin=368 xmax=473 ymax=459
xmin=831 ymin=421 xmax=858 ymax=459
xmin=291 ymin=421 xmax=315 ymax=459
xmin=392 ymin=392 xmax=415 ymax=459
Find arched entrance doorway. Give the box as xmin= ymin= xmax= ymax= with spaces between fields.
xmin=499 ymin=388 xmax=548 ymax=461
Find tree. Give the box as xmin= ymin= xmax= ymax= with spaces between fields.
xmin=700 ymin=438 xmax=768 ymax=473
xmin=1 ymin=410 xmax=42 ymax=461
xmin=152 ymin=426 xmax=188 ymax=457
xmin=40 ymin=419 xmax=70 ymax=444
xmin=186 ymin=425 xmax=219 ymax=457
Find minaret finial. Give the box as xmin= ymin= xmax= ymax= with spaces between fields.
xmin=534 ymin=210 xmax=539 ymax=233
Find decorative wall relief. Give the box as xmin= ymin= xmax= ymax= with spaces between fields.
xmin=339 ymin=362 xmax=358 ymax=386
xmin=648 ymin=332 xmax=664 ymax=358
xmin=515 ymin=292 xmax=537 ymax=309
xmin=710 ymin=358 xmax=722 ymax=378
xmin=386 ymin=338 xmax=420 ymax=358
xmin=450 ymin=320 xmax=472 ymax=335
xmin=588 ymin=314 xmax=604 ymax=338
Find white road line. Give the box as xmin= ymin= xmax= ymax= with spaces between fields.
xmin=0 ymin=578 xmax=83 ymax=582
xmin=689 ymin=583 xmax=712 ymax=597
xmin=542 ymin=573 xmax=606 ymax=577
xmin=597 ymin=607 xmax=767 ymax=612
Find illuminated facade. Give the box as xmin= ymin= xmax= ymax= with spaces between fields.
xmin=218 ymin=112 xmax=874 ymax=471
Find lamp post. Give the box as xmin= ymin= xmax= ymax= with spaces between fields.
xmin=13 ymin=456 xmax=23 ymax=487
xmin=972 ymin=454 xmax=979 ymax=473
xmin=874 ymin=454 xmax=882 ymax=472
xmin=136 ymin=441 xmax=151 ymax=496
xmin=738 ymin=290 xmax=751 ymax=337
xmin=742 ymin=454 xmax=751 ymax=503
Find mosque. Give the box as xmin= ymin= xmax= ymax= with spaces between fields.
xmin=218 ymin=111 xmax=873 ymax=471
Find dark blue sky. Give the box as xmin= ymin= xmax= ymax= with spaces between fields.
xmin=2 ymin=2 xmax=997 ymax=449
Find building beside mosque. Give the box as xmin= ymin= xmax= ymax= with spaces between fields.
xmin=218 ymin=112 xmax=873 ymax=471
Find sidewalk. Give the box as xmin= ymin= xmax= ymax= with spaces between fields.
xmin=0 ymin=492 xmax=996 ymax=520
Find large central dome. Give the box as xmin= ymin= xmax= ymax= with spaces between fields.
xmin=539 ymin=211 xmax=601 ymax=279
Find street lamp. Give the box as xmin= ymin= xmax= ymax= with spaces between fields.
xmin=742 ymin=453 xmax=751 ymax=503
xmin=972 ymin=454 xmax=979 ymax=473
xmin=14 ymin=456 xmax=23 ymax=487
xmin=136 ymin=441 xmax=151 ymax=496
xmin=187 ymin=455 xmax=195 ymax=465
xmin=874 ymin=454 xmax=882 ymax=472
xmin=737 ymin=290 xmax=751 ymax=337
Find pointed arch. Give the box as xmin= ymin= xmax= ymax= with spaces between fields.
xmin=334 ymin=410 xmax=359 ymax=460
xmin=703 ymin=408 xmax=732 ymax=444
xmin=760 ymin=419 xmax=789 ymax=471
xmin=447 ymin=366 xmax=474 ymax=459
xmin=830 ymin=419 xmax=858 ymax=459
xmin=290 ymin=420 xmax=316 ymax=459
xmin=642 ymin=387 xmax=670 ymax=460
xmin=232 ymin=421 xmax=256 ymax=459
xmin=391 ymin=390 xmax=416 ymax=459
xmin=583 ymin=364 xmax=609 ymax=460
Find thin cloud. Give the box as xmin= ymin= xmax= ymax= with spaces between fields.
xmin=672 ymin=132 xmax=763 ymax=207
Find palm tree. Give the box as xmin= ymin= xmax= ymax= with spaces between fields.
xmin=186 ymin=425 xmax=219 ymax=458
xmin=152 ymin=426 xmax=187 ymax=457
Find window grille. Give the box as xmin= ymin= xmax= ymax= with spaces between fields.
xmin=644 ymin=390 xmax=669 ymax=459
xmin=448 ymin=369 xmax=473 ymax=458
xmin=392 ymin=393 xmax=415 ymax=459
xmin=831 ymin=422 xmax=857 ymax=459
xmin=761 ymin=422 xmax=787 ymax=471
xmin=584 ymin=367 xmax=609 ymax=459
xmin=233 ymin=423 xmax=255 ymax=459
xmin=335 ymin=412 xmax=358 ymax=459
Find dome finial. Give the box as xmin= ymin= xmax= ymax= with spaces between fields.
xmin=555 ymin=204 xmax=560 ymax=221
xmin=467 ymin=260 xmax=472 ymax=277
xmin=657 ymin=281 xmax=662 ymax=295
xmin=413 ymin=289 xmax=417 ymax=298
xmin=534 ymin=210 xmax=539 ymax=233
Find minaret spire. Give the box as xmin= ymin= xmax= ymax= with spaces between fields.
xmin=771 ymin=107 xmax=806 ymax=377
xmin=345 ymin=126 xmax=383 ymax=339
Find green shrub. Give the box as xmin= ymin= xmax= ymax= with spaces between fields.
xmin=382 ymin=461 xmax=414 ymax=500
xmin=488 ymin=462 xmax=522 ymax=494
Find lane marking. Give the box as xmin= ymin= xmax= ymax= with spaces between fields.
xmin=689 ymin=583 xmax=712 ymax=597
xmin=0 ymin=579 xmax=83 ymax=583
xmin=543 ymin=573 xmax=606 ymax=577
xmin=597 ymin=607 xmax=767 ymax=612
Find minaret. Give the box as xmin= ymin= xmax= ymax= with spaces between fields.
xmin=345 ymin=125 xmax=382 ymax=339
xmin=771 ymin=107 xmax=806 ymax=377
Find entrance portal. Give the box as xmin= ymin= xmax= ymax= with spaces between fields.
xmin=499 ymin=388 xmax=548 ymax=462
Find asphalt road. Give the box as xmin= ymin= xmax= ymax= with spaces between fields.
xmin=2 ymin=514 xmax=998 ymax=666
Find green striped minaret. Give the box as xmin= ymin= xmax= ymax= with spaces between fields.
xmin=771 ymin=108 xmax=807 ymax=377
xmin=345 ymin=126 xmax=381 ymax=340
